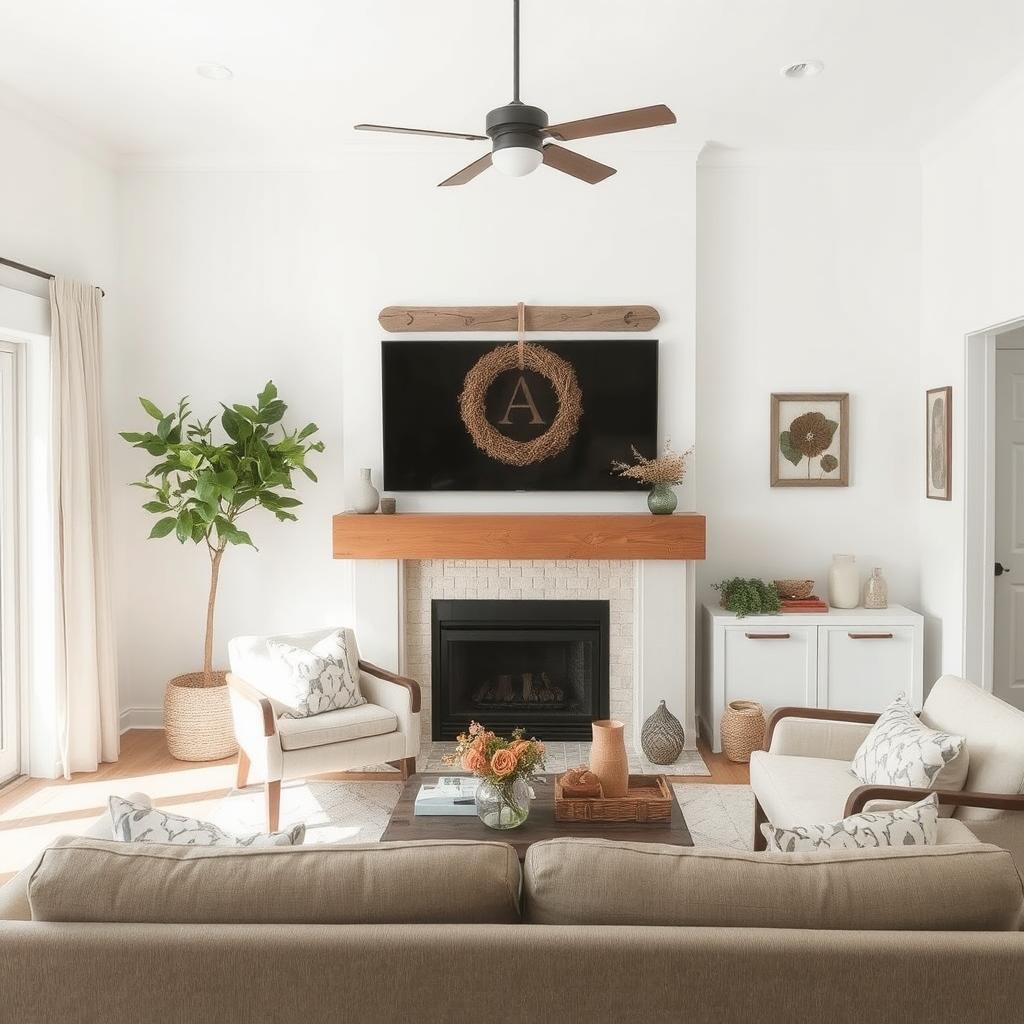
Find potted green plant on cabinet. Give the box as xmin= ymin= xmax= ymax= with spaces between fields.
xmin=121 ymin=382 xmax=324 ymax=760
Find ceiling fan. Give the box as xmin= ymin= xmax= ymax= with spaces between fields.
xmin=354 ymin=0 xmax=676 ymax=186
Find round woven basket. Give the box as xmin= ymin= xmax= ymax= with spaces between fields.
xmin=721 ymin=699 xmax=767 ymax=764
xmin=163 ymin=672 xmax=238 ymax=762
xmin=774 ymin=579 xmax=815 ymax=600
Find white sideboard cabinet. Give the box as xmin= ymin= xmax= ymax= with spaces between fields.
xmin=700 ymin=604 xmax=924 ymax=754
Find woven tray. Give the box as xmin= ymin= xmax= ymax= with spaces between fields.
xmin=554 ymin=774 xmax=672 ymax=824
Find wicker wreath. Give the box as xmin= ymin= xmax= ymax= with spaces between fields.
xmin=459 ymin=342 xmax=583 ymax=467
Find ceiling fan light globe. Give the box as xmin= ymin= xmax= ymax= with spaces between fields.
xmin=492 ymin=146 xmax=543 ymax=177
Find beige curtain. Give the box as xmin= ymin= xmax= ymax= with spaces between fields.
xmin=50 ymin=277 xmax=119 ymax=777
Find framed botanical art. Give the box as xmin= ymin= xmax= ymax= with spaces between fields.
xmin=770 ymin=392 xmax=849 ymax=487
xmin=926 ymin=386 xmax=952 ymax=501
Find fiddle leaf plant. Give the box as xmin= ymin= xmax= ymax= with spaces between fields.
xmin=120 ymin=381 xmax=324 ymax=684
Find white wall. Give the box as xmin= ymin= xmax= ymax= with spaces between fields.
xmin=919 ymin=65 xmax=1024 ymax=684
xmin=113 ymin=147 xmax=699 ymax=717
xmin=0 ymin=95 xmax=117 ymax=774
xmin=696 ymin=153 xmax=923 ymax=612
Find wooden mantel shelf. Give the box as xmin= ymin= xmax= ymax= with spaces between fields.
xmin=332 ymin=512 xmax=706 ymax=561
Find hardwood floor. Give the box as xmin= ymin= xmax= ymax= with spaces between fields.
xmin=0 ymin=729 xmax=749 ymax=886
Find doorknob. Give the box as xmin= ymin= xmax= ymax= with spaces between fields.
xmin=995 ymin=562 xmax=1009 ymax=578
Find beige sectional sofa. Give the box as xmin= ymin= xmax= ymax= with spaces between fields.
xmin=2 ymin=833 xmax=1023 ymax=1023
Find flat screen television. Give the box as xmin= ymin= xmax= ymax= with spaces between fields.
xmin=382 ymin=339 xmax=658 ymax=491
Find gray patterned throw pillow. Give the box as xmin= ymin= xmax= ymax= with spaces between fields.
xmin=762 ymin=792 xmax=939 ymax=852
xmin=109 ymin=796 xmax=305 ymax=846
xmin=267 ymin=627 xmax=366 ymax=718
xmin=851 ymin=693 xmax=965 ymax=787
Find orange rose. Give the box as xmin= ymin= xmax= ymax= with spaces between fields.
xmin=490 ymin=748 xmax=518 ymax=778
xmin=510 ymin=740 xmax=530 ymax=757
xmin=462 ymin=748 xmax=488 ymax=774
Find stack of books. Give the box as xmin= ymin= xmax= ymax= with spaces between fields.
xmin=780 ymin=595 xmax=829 ymax=613
xmin=413 ymin=776 xmax=481 ymax=816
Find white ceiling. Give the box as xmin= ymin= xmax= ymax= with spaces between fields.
xmin=3 ymin=0 xmax=1024 ymax=163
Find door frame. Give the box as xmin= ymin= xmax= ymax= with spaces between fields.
xmin=963 ymin=315 xmax=1024 ymax=693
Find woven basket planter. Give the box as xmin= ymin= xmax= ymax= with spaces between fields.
xmin=721 ymin=699 xmax=766 ymax=764
xmin=163 ymin=671 xmax=238 ymax=762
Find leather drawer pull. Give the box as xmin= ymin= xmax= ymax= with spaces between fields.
xmin=744 ymin=632 xmax=791 ymax=640
xmin=848 ymin=632 xmax=895 ymax=640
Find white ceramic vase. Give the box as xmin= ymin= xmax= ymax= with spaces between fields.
xmin=828 ymin=554 xmax=860 ymax=609
xmin=352 ymin=468 xmax=380 ymax=514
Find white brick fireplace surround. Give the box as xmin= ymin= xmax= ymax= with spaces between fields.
xmin=350 ymin=556 xmax=696 ymax=754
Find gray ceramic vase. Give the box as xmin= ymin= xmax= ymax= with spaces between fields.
xmin=640 ymin=700 xmax=685 ymax=765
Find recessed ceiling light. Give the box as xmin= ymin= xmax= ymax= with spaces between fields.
xmin=781 ymin=60 xmax=824 ymax=79
xmin=196 ymin=63 xmax=233 ymax=81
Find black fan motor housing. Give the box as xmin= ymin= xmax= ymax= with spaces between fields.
xmin=486 ymin=103 xmax=548 ymax=155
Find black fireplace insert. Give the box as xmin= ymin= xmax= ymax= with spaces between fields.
xmin=431 ymin=599 xmax=610 ymax=741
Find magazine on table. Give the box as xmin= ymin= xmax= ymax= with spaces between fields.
xmin=414 ymin=776 xmax=481 ymax=816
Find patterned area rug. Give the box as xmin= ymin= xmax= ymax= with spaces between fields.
xmin=215 ymin=779 xmax=754 ymax=851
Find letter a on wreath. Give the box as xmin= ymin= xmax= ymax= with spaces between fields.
xmin=459 ymin=342 xmax=583 ymax=467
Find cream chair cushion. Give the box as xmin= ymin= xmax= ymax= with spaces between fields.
xmin=922 ymin=675 xmax=1024 ymax=821
xmin=276 ymin=703 xmax=397 ymax=751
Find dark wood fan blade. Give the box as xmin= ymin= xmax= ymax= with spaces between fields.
xmin=542 ymin=145 xmax=616 ymax=184
xmin=354 ymin=123 xmax=487 ymax=141
xmin=545 ymin=104 xmax=676 ymax=142
xmin=438 ymin=153 xmax=493 ymax=187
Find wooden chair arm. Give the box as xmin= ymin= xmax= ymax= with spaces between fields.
xmin=359 ymin=660 xmax=422 ymax=713
xmin=226 ymin=672 xmax=277 ymax=737
xmin=765 ymin=707 xmax=880 ymax=750
xmin=844 ymin=785 xmax=1024 ymax=818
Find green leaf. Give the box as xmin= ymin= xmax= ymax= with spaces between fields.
xmin=232 ymin=404 xmax=259 ymax=421
xmin=265 ymin=494 xmax=301 ymax=509
xmin=297 ymin=422 xmax=318 ymax=440
xmin=195 ymin=474 xmax=219 ymax=504
xmin=149 ymin=517 xmax=177 ymax=539
xmin=274 ymin=510 xmax=298 ymax=523
xmin=175 ymin=509 xmax=194 ymax=543
xmin=156 ymin=414 xmax=175 ymax=441
xmin=257 ymin=400 xmax=286 ymax=425
xmin=215 ymin=468 xmax=238 ymax=487
xmin=779 ymin=431 xmax=803 ymax=467
xmin=226 ymin=527 xmax=254 ymax=547
xmin=221 ymin=407 xmax=252 ymax=441
xmin=142 ymin=500 xmax=171 ymax=514
xmin=120 ymin=431 xmax=146 ymax=443
xmin=142 ymin=440 xmax=168 ymax=457
xmin=257 ymin=381 xmax=278 ymax=409
xmin=179 ymin=450 xmax=203 ymax=471
xmin=139 ymin=397 xmax=164 ymax=421
xmin=298 ymin=464 xmax=318 ymax=483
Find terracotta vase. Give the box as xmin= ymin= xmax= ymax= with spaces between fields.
xmin=590 ymin=719 xmax=629 ymax=798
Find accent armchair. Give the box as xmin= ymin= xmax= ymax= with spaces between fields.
xmin=750 ymin=675 xmax=1024 ymax=865
xmin=227 ymin=628 xmax=421 ymax=832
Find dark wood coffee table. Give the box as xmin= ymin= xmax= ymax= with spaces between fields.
xmin=380 ymin=774 xmax=693 ymax=861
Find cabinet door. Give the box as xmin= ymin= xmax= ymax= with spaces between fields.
xmin=817 ymin=625 xmax=919 ymax=712
xmin=722 ymin=625 xmax=817 ymax=718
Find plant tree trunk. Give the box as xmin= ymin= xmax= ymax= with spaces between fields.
xmin=203 ymin=547 xmax=225 ymax=685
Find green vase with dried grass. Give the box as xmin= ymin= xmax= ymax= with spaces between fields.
xmin=121 ymin=382 xmax=324 ymax=760
xmin=611 ymin=442 xmax=693 ymax=514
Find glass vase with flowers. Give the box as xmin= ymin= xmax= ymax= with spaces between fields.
xmin=442 ymin=722 xmax=546 ymax=830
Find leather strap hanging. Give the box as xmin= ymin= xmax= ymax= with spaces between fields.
xmin=516 ymin=301 xmax=526 ymax=369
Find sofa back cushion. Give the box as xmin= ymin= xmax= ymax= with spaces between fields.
xmin=523 ymin=838 xmax=1023 ymax=930
xmin=922 ymin=675 xmax=1024 ymax=820
xmin=29 ymin=837 xmax=521 ymax=924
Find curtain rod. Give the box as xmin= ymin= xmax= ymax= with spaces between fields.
xmin=0 ymin=256 xmax=106 ymax=297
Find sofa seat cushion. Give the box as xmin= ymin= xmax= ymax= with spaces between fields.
xmin=29 ymin=837 xmax=522 ymax=924
xmin=276 ymin=703 xmax=397 ymax=751
xmin=751 ymin=751 xmax=863 ymax=827
xmin=523 ymin=838 xmax=1023 ymax=930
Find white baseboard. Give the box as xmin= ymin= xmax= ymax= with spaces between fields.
xmin=119 ymin=706 xmax=164 ymax=733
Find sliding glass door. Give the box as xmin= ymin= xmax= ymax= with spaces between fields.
xmin=0 ymin=342 xmax=21 ymax=783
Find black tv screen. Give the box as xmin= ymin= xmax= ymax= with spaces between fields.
xmin=382 ymin=339 xmax=658 ymax=491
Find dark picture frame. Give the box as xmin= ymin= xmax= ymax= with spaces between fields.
xmin=926 ymin=386 xmax=952 ymax=501
xmin=770 ymin=392 xmax=850 ymax=487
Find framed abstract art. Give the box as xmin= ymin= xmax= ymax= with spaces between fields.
xmin=926 ymin=386 xmax=952 ymax=501
xmin=770 ymin=392 xmax=849 ymax=487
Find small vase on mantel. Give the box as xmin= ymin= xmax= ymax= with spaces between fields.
xmin=647 ymin=484 xmax=677 ymax=515
xmin=864 ymin=567 xmax=889 ymax=609
xmin=352 ymin=468 xmax=380 ymax=514
xmin=828 ymin=554 xmax=860 ymax=609
xmin=590 ymin=720 xmax=629 ymax=798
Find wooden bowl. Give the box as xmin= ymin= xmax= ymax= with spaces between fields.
xmin=774 ymin=579 xmax=815 ymax=600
